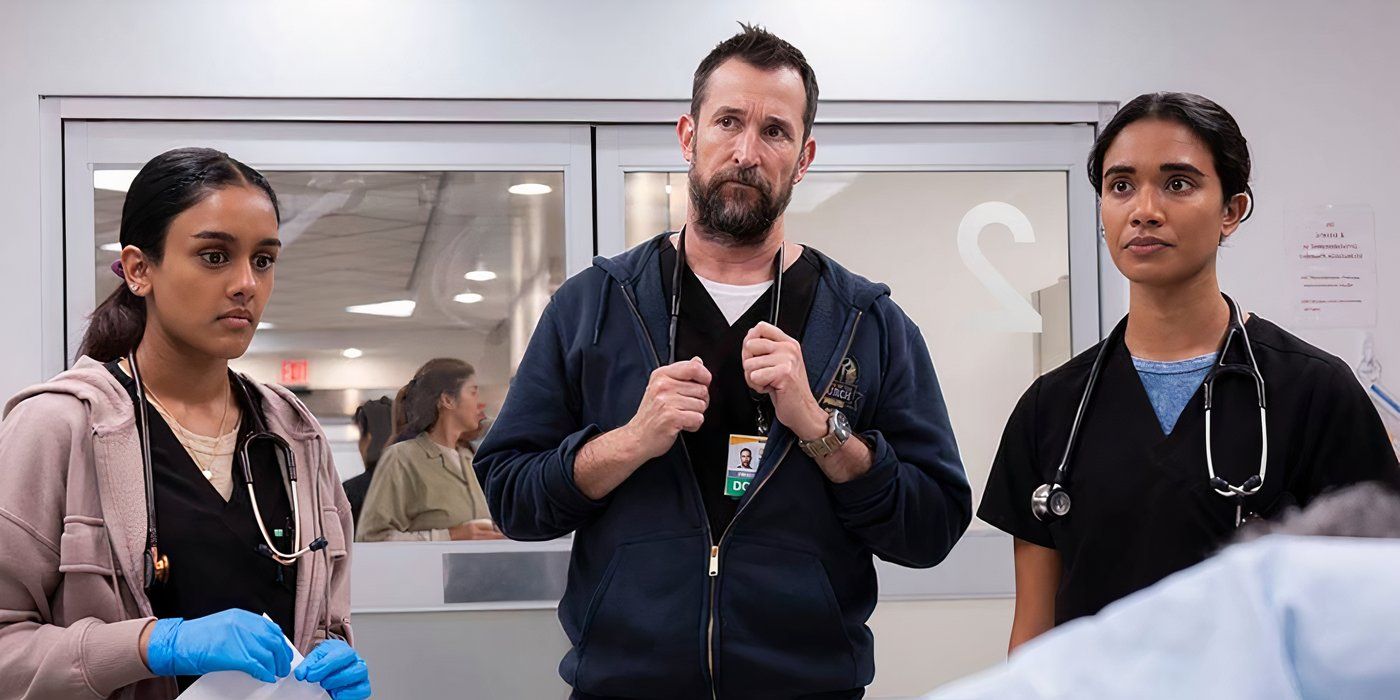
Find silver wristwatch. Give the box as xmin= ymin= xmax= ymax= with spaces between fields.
xmin=799 ymin=409 xmax=852 ymax=458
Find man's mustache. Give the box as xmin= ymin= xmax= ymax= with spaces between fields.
xmin=710 ymin=167 xmax=771 ymax=196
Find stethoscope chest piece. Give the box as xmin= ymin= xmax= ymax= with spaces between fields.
xmin=1031 ymin=483 xmax=1072 ymax=521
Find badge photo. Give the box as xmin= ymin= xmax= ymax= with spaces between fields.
xmin=724 ymin=435 xmax=766 ymax=499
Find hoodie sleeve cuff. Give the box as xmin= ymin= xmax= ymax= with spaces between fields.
xmin=80 ymin=617 xmax=157 ymax=696
xmin=545 ymin=424 xmax=609 ymax=512
xmin=827 ymin=430 xmax=899 ymax=509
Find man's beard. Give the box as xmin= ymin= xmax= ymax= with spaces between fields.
xmin=688 ymin=162 xmax=795 ymax=247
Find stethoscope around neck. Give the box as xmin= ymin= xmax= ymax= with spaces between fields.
xmin=1030 ymin=294 xmax=1269 ymax=526
xmin=128 ymin=350 xmax=326 ymax=588
xmin=668 ymin=226 xmax=785 ymax=436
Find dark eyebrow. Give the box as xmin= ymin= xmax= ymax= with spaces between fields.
xmin=1103 ymin=164 xmax=1135 ymax=178
xmin=712 ymin=105 xmax=795 ymax=133
xmin=1160 ymin=162 xmax=1207 ymax=177
xmin=765 ymin=114 xmax=796 ymax=132
xmin=192 ymin=231 xmax=282 ymax=248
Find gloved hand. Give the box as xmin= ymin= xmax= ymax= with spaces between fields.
xmin=145 ymin=609 xmax=292 ymax=683
xmin=294 ymin=639 xmax=371 ymax=700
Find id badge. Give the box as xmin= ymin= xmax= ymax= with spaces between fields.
xmin=724 ymin=434 xmax=766 ymax=499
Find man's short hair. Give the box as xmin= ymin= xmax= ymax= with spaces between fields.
xmin=740 ymin=448 xmax=752 ymax=455
xmin=691 ymin=23 xmax=819 ymax=140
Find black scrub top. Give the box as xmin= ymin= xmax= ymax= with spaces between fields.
xmin=107 ymin=363 xmax=298 ymax=687
xmin=659 ymin=237 xmax=821 ymax=539
xmin=978 ymin=315 xmax=1399 ymax=625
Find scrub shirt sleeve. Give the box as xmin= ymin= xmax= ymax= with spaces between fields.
xmin=1299 ymin=360 xmax=1400 ymax=500
xmin=977 ymin=380 xmax=1056 ymax=548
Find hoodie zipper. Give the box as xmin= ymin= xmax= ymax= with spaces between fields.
xmin=619 ymin=277 xmax=865 ymax=698
xmin=617 ymin=280 xmax=721 ymax=694
xmin=702 ymin=310 xmax=863 ymax=697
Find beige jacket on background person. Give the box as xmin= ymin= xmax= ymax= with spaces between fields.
xmin=356 ymin=433 xmax=491 ymax=542
xmin=0 ymin=358 xmax=355 ymax=700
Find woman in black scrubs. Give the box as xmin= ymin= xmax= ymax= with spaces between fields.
xmin=978 ymin=93 xmax=1399 ymax=651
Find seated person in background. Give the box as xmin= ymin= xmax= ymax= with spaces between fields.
xmin=388 ymin=358 xmax=489 ymax=448
xmin=357 ymin=358 xmax=503 ymax=541
xmin=459 ymin=402 xmax=489 ymax=456
xmin=925 ymin=480 xmax=1400 ymax=700
xmin=342 ymin=396 xmax=393 ymax=527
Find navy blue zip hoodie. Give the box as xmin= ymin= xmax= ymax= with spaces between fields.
xmin=475 ymin=234 xmax=972 ymax=699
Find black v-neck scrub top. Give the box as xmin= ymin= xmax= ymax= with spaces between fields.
xmin=977 ymin=316 xmax=1399 ymax=624
xmin=107 ymin=362 xmax=298 ymax=679
xmin=659 ymin=238 xmax=822 ymax=540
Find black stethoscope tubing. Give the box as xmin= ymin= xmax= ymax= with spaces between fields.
xmin=1031 ymin=294 xmax=1268 ymax=524
xmin=667 ymin=227 xmax=786 ymax=436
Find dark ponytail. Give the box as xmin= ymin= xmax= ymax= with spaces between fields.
xmin=402 ymin=358 xmax=475 ymax=436
xmin=78 ymin=147 xmax=280 ymax=363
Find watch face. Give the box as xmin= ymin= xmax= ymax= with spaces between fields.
xmin=831 ymin=410 xmax=851 ymax=440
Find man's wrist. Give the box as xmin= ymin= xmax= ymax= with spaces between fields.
xmin=793 ymin=401 xmax=830 ymax=443
xmin=610 ymin=423 xmax=647 ymax=467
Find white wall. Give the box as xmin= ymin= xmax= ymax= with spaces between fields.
xmin=4 ymin=1 xmax=1398 ymax=696
xmin=3 ymin=0 xmax=1398 ymax=400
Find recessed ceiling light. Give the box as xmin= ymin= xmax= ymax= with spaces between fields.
xmin=508 ymin=183 xmax=552 ymax=196
xmin=454 ymin=292 xmax=484 ymax=304
xmin=99 ymin=242 xmax=122 ymax=253
xmin=342 ymin=348 xmax=364 ymax=359
xmin=463 ymin=269 xmax=497 ymax=282
xmin=94 ymin=170 xmax=140 ymax=193
xmin=257 ymin=321 xmax=274 ymax=330
xmin=345 ymin=300 xmax=416 ymax=318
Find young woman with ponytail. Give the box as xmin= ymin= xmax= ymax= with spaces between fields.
xmin=0 ymin=147 xmax=370 ymax=699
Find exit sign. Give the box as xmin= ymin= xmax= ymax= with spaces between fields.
xmin=281 ymin=359 xmax=309 ymax=386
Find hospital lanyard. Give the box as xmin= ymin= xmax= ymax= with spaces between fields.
xmin=667 ymin=227 xmax=786 ymax=436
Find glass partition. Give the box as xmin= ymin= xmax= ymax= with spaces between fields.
xmin=90 ymin=169 xmax=567 ymax=485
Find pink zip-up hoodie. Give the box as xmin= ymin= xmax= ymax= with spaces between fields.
xmin=0 ymin=357 xmax=354 ymax=699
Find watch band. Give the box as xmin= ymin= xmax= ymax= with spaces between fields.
xmin=799 ymin=410 xmax=849 ymax=459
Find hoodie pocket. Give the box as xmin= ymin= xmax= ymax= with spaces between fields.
xmin=574 ymin=533 xmax=708 ymax=698
xmin=58 ymin=515 xmax=116 ymax=576
xmin=716 ymin=539 xmax=857 ymax=697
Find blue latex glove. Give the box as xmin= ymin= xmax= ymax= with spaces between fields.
xmin=145 ymin=609 xmax=292 ymax=683
xmin=294 ymin=639 xmax=371 ymax=700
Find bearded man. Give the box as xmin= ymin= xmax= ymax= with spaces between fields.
xmin=476 ymin=24 xmax=971 ymax=700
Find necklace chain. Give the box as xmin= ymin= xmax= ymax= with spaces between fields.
xmin=143 ymin=381 xmax=233 ymax=479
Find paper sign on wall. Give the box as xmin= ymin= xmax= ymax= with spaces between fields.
xmin=1288 ymin=205 xmax=1377 ymax=329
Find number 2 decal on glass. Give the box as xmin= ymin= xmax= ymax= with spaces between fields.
xmin=956 ymin=201 xmax=1042 ymax=333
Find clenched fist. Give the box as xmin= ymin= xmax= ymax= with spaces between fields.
xmin=622 ymin=357 xmax=713 ymax=462
xmin=742 ymin=322 xmax=828 ymax=442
